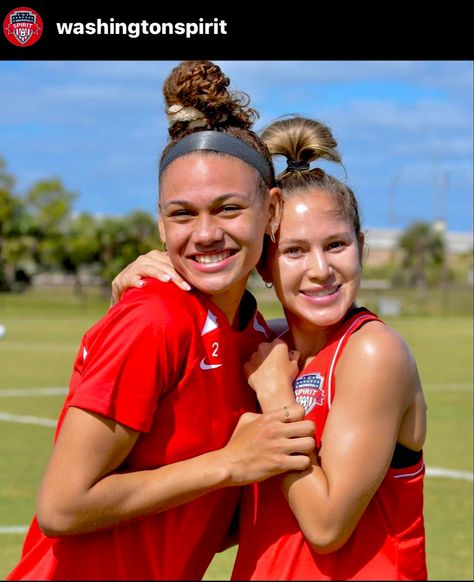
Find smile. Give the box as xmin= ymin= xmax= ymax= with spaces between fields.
xmin=301 ymin=285 xmax=341 ymax=298
xmin=193 ymin=250 xmax=236 ymax=264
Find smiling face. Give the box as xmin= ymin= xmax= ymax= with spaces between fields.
xmin=271 ymin=190 xmax=363 ymax=334
xmin=159 ymin=152 xmax=279 ymax=314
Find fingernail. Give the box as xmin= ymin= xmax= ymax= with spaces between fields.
xmin=161 ymin=274 xmax=171 ymax=282
xmin=138 ymin=279 xmax=146 ymax=287
xmin=182 ymin=282 xmax=192 ymax=291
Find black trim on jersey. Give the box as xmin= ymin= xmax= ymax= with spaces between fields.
xmin=390 ymin=442 xmax=423 ymax=469
xmin=236 ymin=290 xmax=258 ymax=331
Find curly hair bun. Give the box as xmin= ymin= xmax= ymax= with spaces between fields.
xmin=163 ymin=60 xmax=257 ymax=138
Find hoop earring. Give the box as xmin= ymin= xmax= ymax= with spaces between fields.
xmin=160 ymin=241 xmax=167 ymax=252
xmin=264 ymin=281 xmax=273 ymax=289
xmin=270 ymin=231 xmax=276 ymax=244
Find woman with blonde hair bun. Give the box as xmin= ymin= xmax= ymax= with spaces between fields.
xmin=233 ymin=115 xmax=427 ymax=580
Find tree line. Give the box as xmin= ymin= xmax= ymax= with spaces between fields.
xmin=1 ymin=156 xmax=455 ymax=296
xmin=0 ymin=158 xmax=159 ymax=294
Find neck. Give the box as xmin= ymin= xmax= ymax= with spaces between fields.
xmin=210 ymin=279 xmax=249 ymax=327
xmin=283 ymin=312 xmax=330 ymax=363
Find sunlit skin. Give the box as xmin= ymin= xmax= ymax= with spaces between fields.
xmin=270 ymin=190 xmax=363 ymax=358
xmin=159 ymin=153 xmax=280 ymax=324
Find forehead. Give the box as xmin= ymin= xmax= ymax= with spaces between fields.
xmin=160 ymin=152 xmax=260 ymax=204
xmin=282 ymin=191 xmax=348 ymax=225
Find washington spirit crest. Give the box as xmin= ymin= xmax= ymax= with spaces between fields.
xmin=3 ymin=7 xmax=43 ymax=47
xmin=293 ymin=373 xmax=325 ymax=414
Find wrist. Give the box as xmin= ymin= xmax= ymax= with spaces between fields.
xmin=256 ymin=383 xmax=296 ymax=413
xmin=204 ymin=448 xmax=239 ymax=488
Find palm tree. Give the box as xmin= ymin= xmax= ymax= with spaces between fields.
xmin=399 ymin=221 xmax=446 ymax=295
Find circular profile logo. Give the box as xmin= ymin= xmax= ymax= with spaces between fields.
xmin=3 ymin=6 xmax=43 ymax=47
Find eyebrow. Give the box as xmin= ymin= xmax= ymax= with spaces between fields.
xmin=161 ymin=193 xmax=245 ymax=209
xmin=279 ymin=238 xmax=308 ymax=245
xmin=280 ymin=232 xmax=352 ymax=245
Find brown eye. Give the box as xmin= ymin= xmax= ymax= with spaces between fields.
xmin=327 ymin=241 xmax=345 ymax=251
xmin=219 ymin=205 xmax=242 ymax=215
xmin=284 ymin=247 xmax=303 ymax=257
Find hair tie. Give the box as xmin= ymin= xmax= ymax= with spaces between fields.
xmin=285 ymin=160 xmax=310 ymax=172
xmin=167 ymin=104 xmax=207 ymax=128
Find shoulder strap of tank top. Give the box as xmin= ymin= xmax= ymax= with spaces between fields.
xmin=327 ymin=307 xmax=382 ymax=408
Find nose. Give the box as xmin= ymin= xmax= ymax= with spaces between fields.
xmin=307 ymin=249 xmax=331 ymax=281
xmin=191 ymin=214 xmax=224 ymax=246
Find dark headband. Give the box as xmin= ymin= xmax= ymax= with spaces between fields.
xmin=159 ymin=131 xmax=274 ymax=187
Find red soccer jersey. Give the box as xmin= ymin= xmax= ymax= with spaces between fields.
xmin=232 ymin=307 xmax=427 ymax=581
xmin=7 ymin=279 xmax=270 ymax=581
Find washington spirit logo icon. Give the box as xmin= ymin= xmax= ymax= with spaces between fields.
xmin=3 ymin=7 xmax=43 ymax=47
xmin=293 ymin=373 xmax=325 ymax=414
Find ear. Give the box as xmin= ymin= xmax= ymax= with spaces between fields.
xmin=265 ymin=187 xmax=283 ymax=238
xmin=158 ymin=214 xmax=166 ymax=247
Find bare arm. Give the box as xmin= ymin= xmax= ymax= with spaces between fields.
xmin=245 ymin=326 xmax=425 ymax=553
xmin=36 ymin=404 xmax=315 ymax=537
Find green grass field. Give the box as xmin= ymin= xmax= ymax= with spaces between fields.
xmin=0 ymin=287 xmax=472 ymax=580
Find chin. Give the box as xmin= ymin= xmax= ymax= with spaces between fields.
xmin=301 ymin=304 xmax=352 ymax=330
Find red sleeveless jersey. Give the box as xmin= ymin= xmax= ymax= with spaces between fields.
xmin=232 ymin=307 xmax=427 ymax=580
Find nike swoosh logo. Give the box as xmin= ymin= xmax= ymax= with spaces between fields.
xmin=200 ymin=358 xmax=223 ymax=370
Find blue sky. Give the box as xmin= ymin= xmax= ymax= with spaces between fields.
xmin=0 ymin=60 xmax=472 ymax=233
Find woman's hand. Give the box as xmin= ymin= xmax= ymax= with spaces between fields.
xmin=220 ymin=404 xmax=315 ymax=486
xmin=111 ymin=250 xmax=191 ymax=305
xmin=244 ymin=339 xmax=299 ymax=412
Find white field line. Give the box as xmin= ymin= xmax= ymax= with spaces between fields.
xmin=0 ymin=466 xmax=472 ymax=536
xmin=0 ymin=409 xmax=472 ymax=480
xmin=0 ymin=387 xmax=68 ymax=397
xmin=0 ymin=384 xmax=471 ymax=400
xmin=425 ymin=467 xmax=473 ymax=481
xmin=424 ymin=383 xmax=472 ymax=391
xmin=0 ymin=526 xmax=28 ymax=534
xmin=0 ymin=382 xmax=471 ymax=539
xmin=0 ymin=343 xmax=76 ymax=352
xmin=0 ymin=411 xmax=57 ymax=427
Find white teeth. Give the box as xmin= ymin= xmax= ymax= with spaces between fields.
xmin=304 ymin=287 xmax=337 ymax=297
xmin=194 ymin=251 xmax=231 ymax=264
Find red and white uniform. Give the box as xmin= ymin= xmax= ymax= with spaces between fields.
xmin=232 ymin=306 xmax=427 ymax=581
xmin=7 ymin=278 xmax=270 ymax=581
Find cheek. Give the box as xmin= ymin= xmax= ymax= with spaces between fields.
xmin=162 ymin=223 xmax=189 ymax=254
xmin=346 ymin=250 xmax=363 ymax=279
xmin=272 ymin=257 xmax=298 ymax=299
xmin=235 ymin=212 xmax=268 ymax=251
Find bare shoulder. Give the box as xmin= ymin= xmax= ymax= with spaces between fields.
xmin=337 ymin=319 xmax=421 ymax=401
xmin=336 ymin=318 xmax=426 ymax=448
xmin=347 ymin=320 xmax=416 ymax=369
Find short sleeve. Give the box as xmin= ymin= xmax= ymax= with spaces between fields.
xmin=67 ymin=283 xmax=192 ymax=432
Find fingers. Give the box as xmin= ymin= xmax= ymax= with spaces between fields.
xmin=283 ymin=420 xmax=316 ymax=439
xmin=225 ymin=408 xmax=316 ymax=484
xmin=284 ymin=453 xmax=313 ymax=472
xmin=111 ymin=253 xmax=193 ymax=302
xmin=268 ymin=403 xmax=306 ymax=422
xmin=130 ymin=263 xmax=192 ymax=291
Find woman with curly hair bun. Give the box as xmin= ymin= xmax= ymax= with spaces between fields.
xmin=6 ymin=62 xmax=315 ymax=581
